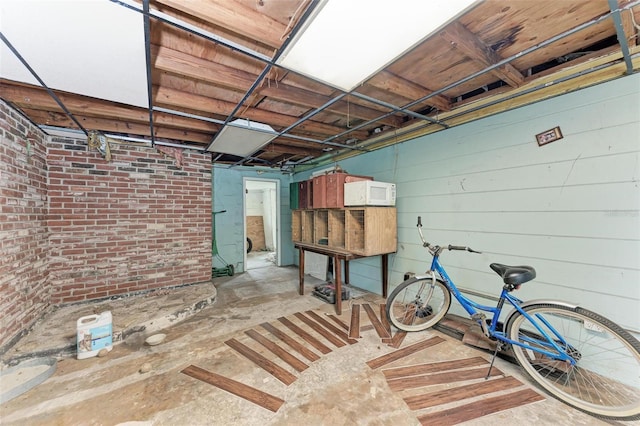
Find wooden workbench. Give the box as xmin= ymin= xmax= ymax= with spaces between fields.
xmin=295 ymin=242 xmax=390 ymax=315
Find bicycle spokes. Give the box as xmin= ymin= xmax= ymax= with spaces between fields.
xmin=507 ymin=304 xmax=640 ymax=420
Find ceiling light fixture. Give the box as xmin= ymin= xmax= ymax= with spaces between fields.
xmin=277 ymin=0 xmax=478 ymax=92
xmin=207 ymin=119 xmax=277 ymax=156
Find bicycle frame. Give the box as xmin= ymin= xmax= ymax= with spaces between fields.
xmin=429 ymin=255 xmax=576 ymax=364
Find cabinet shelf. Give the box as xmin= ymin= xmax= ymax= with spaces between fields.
xmin=292 ymin=207 xmax=396 ymax=256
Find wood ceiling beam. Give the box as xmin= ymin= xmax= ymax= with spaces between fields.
xmin=257 ymin=85 xmax=402 ymax=127
xmin=22 ymin=108 xmax=211 ymax=144
xmin=153 ymin=45 xmax=253 ymax=91
xmin=366 ymin=71 xmax=452 ymax=112
xmin=619 ymin=3 xmax=638 ymax=47
xmin=0 ymin=81 xmax=220 ymax=133
xmin=438 ymin=21 xmax=525 ymax=88
xmin=267 ymin=154 xmax=299 ymax=165
xmin=154 ymin=0 xmax=287 ymax=49
xmin=153 ymin=86 xmax=369 ymax=140
xmin=153 ymin=45 xmax=401 ymax=127
xmin=263 ymin=143 xmax=323 ymax=157
xmin=335 ymin=48 xmax=640 ymax=168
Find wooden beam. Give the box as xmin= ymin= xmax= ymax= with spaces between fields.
xmin=225 ymin=338 xmax=297 ymax=385
xmin=155 ymin=0 xmax=287 ymax=49
xmin=417 ymin=389 xmax=544 ymax=425
xmin=366 ymin=71 xmax=452 ymax=112
xmin=258 ymin=85 xmax=402 ymax=127
xmin=259 ymin=322 xmax=321 ymax=362
xmin=381 ymin=357 xmax=488 ymax=380
xmin=292 ymin=312 xmax=346 ymax=348
xmin=154 ymin=45 xmax=401 ymax=127
xmin=619 ymin=1 xmax=638 ymax=47
xmin=181 ymin=365 xmax=285 ymax=412
xmin=1 ymin=80 xmax=351 ymax=154
xmin=349 ymin=304 xmax=361 ymax=339
xmin=387 ymin=366 xmax=504 ymax=392
xmin=262 ymin=143 xmax=323 ymax=157
xmin=362 ymin=303 xmax=391 ymax=340
xmin=336 ymin=48 xmax=640 ymax=166
xmin=277 ymin=316 xmax=332 ymax=355
xmin=0 ymin=81 xmax=219 ymax=133
xmin=153 ymin=45 xmax=254 ymax=91
xmin=20 ymin=108 xmax=211 ymax=145
xmin=1 ymin=81 xmax=145 ymax=122
xmin=366 ymin=336 xmax=445 ymax=369
xmin=154 ymin=85 xmax=369 ymax=140
xmin=244 ymin=329 xmax=308 ymax=372
xmin=304 ymin=310 xmax=358 ymax=344
xmin=404 ymin=376 xmax=523 ymax=410
xmin=438 ymin=21 xmax=525 ymax=87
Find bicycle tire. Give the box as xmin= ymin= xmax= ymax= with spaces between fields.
xmin=246 ymin=237 xmax=253 ymax=254
xmin=506 ymin=303 xmax=640 ymax=420
xmin=385 ymin=276 xmax=451 ymax=332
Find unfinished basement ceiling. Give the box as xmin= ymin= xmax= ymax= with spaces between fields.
xmin=0 ymin=0 xmax=638 ymax=172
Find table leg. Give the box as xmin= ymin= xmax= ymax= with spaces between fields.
xmin=382 ymin=254 xmax=388 ymax=298
xmin=299 ymin=248 xmax=305 ymax=295
xmin=334 ymin=254 xmax=342 ymax=315
xmin=344 ymin=260 xmax=350 ymax=285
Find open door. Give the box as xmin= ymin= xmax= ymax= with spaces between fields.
xmin=244 ymin=178 xmax=279 ymax=270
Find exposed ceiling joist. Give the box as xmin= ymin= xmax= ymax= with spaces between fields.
xmin=0 ymin=0 xmax=638 ymax=170
xmin=438 ymin=21 xmax=525 ymax=87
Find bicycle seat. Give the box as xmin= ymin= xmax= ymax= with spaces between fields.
xmin=490 ymin=263 xmax=536 ymax=286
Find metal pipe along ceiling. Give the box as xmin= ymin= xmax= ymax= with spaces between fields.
xmin=113 ymin=0 xmax=638 ymax=168
xmin=10 ymin=0 xmax=637 ymax=169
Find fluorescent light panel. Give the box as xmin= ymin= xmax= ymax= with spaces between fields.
xmin=1 ymin=0 xmax=148 ymax=108
xmin=208 ymin=119 xmax=277 ymax=156
xmin=277 ymin=0 xmax=477 ymax=92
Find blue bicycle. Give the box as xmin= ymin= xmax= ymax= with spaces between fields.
xmin=385 ymin=216 xmax=640 ymax=420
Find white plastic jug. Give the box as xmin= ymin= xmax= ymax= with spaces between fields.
xmin=77 ymin=311 xmax=113 ymax=359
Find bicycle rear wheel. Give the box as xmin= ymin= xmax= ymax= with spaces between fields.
xmin=506 ymin=303 xmax=640 ymax=420
xmin=385 ymin=277 xmax=451 ymax=332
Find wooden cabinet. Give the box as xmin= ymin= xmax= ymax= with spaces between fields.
xmin=292 ymin=207 xmax=396 ymax=256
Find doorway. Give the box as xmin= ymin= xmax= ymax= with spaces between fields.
xmin=244 ymin=178 xmax=279 ymax=270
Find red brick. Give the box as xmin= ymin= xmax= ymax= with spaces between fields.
xmin=1 ymin=100 xmax=212 ymax=350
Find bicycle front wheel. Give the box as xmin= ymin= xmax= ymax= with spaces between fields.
xmin=385 ymin=276 xmax=451 ymax=332
xmin=506 ymin=303 xmax=640 ymax=420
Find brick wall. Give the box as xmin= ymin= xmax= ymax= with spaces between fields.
xmin=47 ymin=136 xmax=212 ymax=304
xmin=0 ymin=102 xmax=50 ymax=351
xmin=0 ymin=99 xmax=213 ymax=351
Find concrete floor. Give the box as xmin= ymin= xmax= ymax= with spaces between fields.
xmin=0 ymin=265 xmax=622 ymax=425
xmin=247 ymin=251 xmax=277 ymax=270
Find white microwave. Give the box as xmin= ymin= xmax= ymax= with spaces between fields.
xmin=344 ymin=180 xmax=396 ymax=206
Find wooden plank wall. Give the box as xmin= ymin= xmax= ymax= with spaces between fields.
xmin=247 ymin=215 xmax=266 ymax=251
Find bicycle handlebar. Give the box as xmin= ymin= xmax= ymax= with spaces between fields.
xmin=416 ymin=216 xmax=481 ymax=255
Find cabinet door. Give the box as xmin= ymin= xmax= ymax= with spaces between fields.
xmin=291 ymin=210 xmax=301 ymax=242
xmin=301 ymin=210 xmax=315 ymax=243
xmin=363 ymin=207 xmax=397 ymax=255
xmin=312 ymin=175 xmax=327 ymax=208
xmin=346 ymin=209 xmax=366 ymax=254
xmin=328 ymin=209 xmax=346 ymax=249
xmin=299 ymin=180 xmax=314 ymax=209
xmin=289 ymin=182 xmax=299 ymax=210
xmin=346 ymin=207 xmax=397 ymax=256
xmin=326 ymin=173 xmax=372 ymax=208
xmin=314 ymin=210 xmax=329 ymax=245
